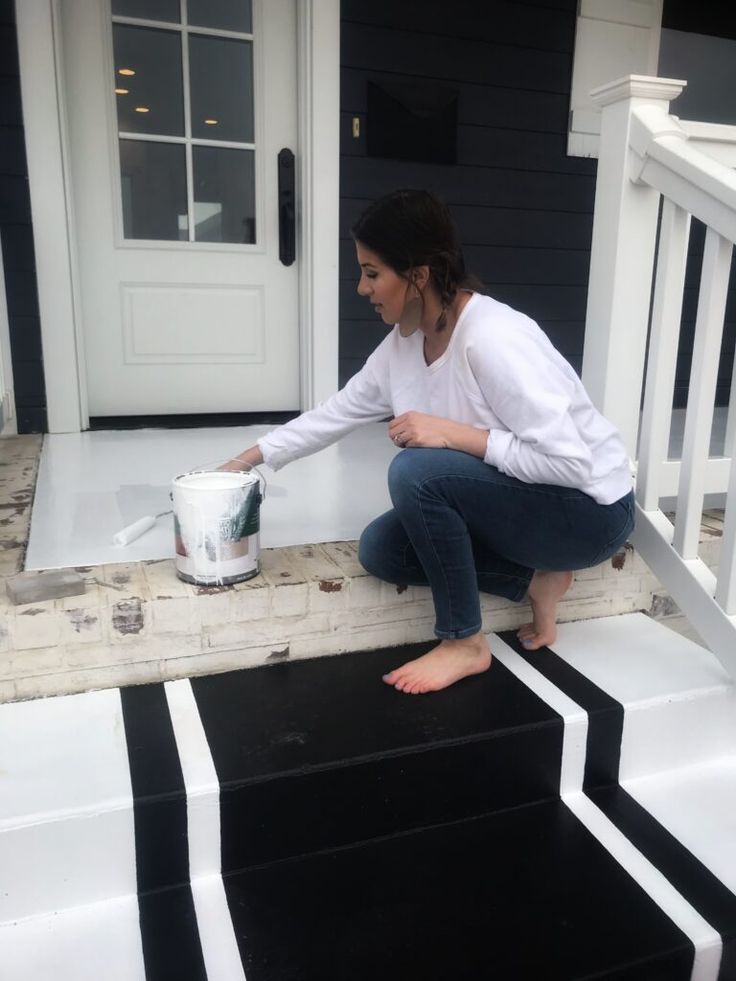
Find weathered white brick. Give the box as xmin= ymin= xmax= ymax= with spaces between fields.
xmin=142 ymin=559 xmax=192 ymax=598
xmin=329 ymin=599 xmax=435 ymax=632
xmin=108 ymin=597 xmax=148 ymax=644
xmin=159 ymin=644 xmax=277 ymax=681
xmin=0 ymin=678 xmax=17 ymax=701
xmin=346 ymin=575 xmax=384 ymax=610
xmin=479 ymin=593 xmax=519 ymax=613
xmin=558 ymin=595 xmax=614 ymax=621
xmin=307 ymin=578 xmax=348 ymax=613
xmin=270 ymin=581 xmax=309 ymax=617
xmin=203 ymin=612 xmax=330 ymax=651
xmin=58 ymin=581 xmax=103 ymax=611
xmin=229 ymin=583 xmax=271 ymax=621
xmin=259 ymin=547 xmax=307 ymax=586
xmin=58 ymin=606 xmax=105 ymax=646
xmin=194 ymin=589 xmax=232 ymax=626
xmin=11 ymin=606 xmax=61 ymax=650
xmin=3 ymin=645 xmax=67 ymax=678
xmin=0 ymin=548 xmax=23 ymax=577
xmin=284 ymin=543 xmax=345 ymax=585
xmin=380 ymin=581 xmax=423 ymax=608
xmin=96 ymin=562 xmax=150 ymax=604
xmin=574 ymin=565 xmax=604 ymax=582
xmin=320 ymin=541 xmax=365 ymax=578
xmin=150 ymin=596 xmax=201 ymax=635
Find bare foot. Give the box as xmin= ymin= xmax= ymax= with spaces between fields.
xmin=517 ymin=570 xmax=573 ymax=651
xmin=382 ymin=633 xmax=492 ymax=695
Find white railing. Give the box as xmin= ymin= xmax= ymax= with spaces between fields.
xmin=582 ymin=75 xmax=736 ymax=678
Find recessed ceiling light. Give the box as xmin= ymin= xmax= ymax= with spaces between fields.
xmin=118 ymin=68 xmax=136 ymax=76
xmin=134 ymin=106 xmax=150 ymax=113
xmin=114 ymin=88 xmax=129 ymax=95
xmin=204 ymin=118 xmax=219 ymax=125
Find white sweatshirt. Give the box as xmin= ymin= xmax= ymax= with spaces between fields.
xmin=257 ymin=293 xmax=633 ymax=506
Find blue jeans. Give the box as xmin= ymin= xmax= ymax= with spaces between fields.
xmin=358 ymin=448 xmax=635 ymax=640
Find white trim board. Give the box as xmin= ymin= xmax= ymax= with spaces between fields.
xmin=16 ymin=0 xmax=341 ymax=432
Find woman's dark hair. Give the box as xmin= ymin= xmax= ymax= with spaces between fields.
xmin=351 ymin=189 xmax=482 ymax=331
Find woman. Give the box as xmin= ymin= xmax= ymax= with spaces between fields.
xmin=223 ymin=190 xmax=635 ymax=695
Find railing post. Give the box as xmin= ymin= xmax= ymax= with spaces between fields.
xmin=582 ymin=75 xmax=685 ymax=459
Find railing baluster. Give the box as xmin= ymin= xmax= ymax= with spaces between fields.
xmin=716 ymin=458 xmax=736 ymax=614
xmin=637 ymin=201 xmax=691 ymax=512
xmin=672 ymin=229 xmax=733 ymax=559
xmin=725 ymin=354 xmax=736 ymax=458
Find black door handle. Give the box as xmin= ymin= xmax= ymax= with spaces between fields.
xmin=278 ymin=148 xmax=295 ymax=266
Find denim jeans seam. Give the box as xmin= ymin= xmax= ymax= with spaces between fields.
xmin=413 ymin=479 xmax=458 ymax=636
xmin=416 ymin=472 xmax=591 ymax=503
xmin=585 ymin=505 xmax=635 ymax=569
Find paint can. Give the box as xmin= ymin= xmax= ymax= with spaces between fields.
xmin=171 ymin=467 xmax=265 ymax=586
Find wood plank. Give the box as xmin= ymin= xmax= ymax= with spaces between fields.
xmin=340 ymin=199 xmax=594 ymax=249
xmin=340 ymin=68 xmax=571 ymax=133
xmin=340 ymin=0 xmax=575 ymax=51
xmin=340 ymin=156 xmax=595 ymax=211
xmin=340 ymin=22 xmax=572 ymax=93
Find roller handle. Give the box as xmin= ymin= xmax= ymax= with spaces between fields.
xmin=113 ymin=515 xmax=157 ymax=546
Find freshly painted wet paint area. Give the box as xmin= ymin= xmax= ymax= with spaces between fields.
xmin=26 ymin=424 xmax=399 ymax=570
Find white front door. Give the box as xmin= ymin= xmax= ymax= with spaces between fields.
xmin=60 ymin=0 xmax=299 ymax=417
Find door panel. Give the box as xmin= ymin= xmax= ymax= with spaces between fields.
xmin=61 ymin=0 xmax=299 ymax=416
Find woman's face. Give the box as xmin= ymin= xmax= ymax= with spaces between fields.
xmin=355 ymin=242 xmax=412 ymax=326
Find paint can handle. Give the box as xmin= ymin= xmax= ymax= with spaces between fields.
xmin=189 ymin=461 xmax=267 ymax=502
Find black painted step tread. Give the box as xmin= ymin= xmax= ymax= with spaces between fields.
xmin=190 ymin=641 xmax=561 ymax=786
xmin=147 ymin=799 xmax=693 ymax=981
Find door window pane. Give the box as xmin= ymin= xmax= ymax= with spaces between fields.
xmin=187 ymin=0 xmax=252 ymax=34
xmin=193 ymin=146 xmax=255 ymax=243
xmin=112 ymin=0 xmax=180 ymax=23
xmin=113 ymin=25 xmax=184 ymax=137
xmin=120 ymin=140 xmax=188 ymax=240
xmin=189 ymin=35 xmax=254 ymax=142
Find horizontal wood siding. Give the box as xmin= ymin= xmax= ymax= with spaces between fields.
xmin=339 ymin=0 xmax=595 ymax=389
xmin=341 ymin=0 xmax=735 ymax=410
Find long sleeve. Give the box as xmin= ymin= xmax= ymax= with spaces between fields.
xmin=257 ymin=348 xmax=393 ymax=470
xmin=467 ymin=319 xmax=599 ymax=489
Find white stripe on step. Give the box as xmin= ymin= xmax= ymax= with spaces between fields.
xmin=492 ymin=634 xmax=723 ymax=981
xmin=165 ymin=679 xmax=247 ymax=981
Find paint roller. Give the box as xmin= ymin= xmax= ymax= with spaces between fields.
xmin=112 ymin=510 xmax=172 ymax=546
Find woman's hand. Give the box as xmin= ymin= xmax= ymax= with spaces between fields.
xmin=389 ymin=412 xmax=489 ymax=458
xmin=218 ymin=445 xmax=264 ymax=471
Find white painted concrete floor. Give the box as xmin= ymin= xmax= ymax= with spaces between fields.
xmin=26 ymin=407 xmax=729 ymax=571
xmin=26 ymin=423 xmax=399 ymax=571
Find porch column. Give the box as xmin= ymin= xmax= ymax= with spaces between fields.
xmin=581 ymin=75 xmax=685 ymax=459
xmin=16 ymin=0 xmax=84 ymax=433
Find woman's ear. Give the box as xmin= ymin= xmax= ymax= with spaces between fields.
xmin=412 ymin=265 xmax=430 ymax=291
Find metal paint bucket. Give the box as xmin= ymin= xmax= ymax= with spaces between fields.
xmin=172 ymin=467 xmax=265 ymax=586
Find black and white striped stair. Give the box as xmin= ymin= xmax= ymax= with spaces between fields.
xmin=2 ymin=613 xmax=735 ymax=980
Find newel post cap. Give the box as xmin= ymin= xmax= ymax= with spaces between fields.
xmin=590 ymin=75 xmax=687 ymax=109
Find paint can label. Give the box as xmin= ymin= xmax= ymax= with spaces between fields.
xmin=172 ymin=470 xmax=263 ymax=586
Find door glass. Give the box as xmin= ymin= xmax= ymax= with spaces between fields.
xmin=120 ymin=140 xmax=188 ymax=241
xmin=193 ymin=146 xmax=255 ymax=243
xmin=113 ymin=25 xmax=184 ymax=136
xmin=187 ymin=0 xmax=253 ymax=34
xmin=112 ymin=5 xmax=256 ymax=244
xmin=112 ymin=0 xmax=180 ymax=23
xmin=189 ymin=35 xmax=254 ymax=142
